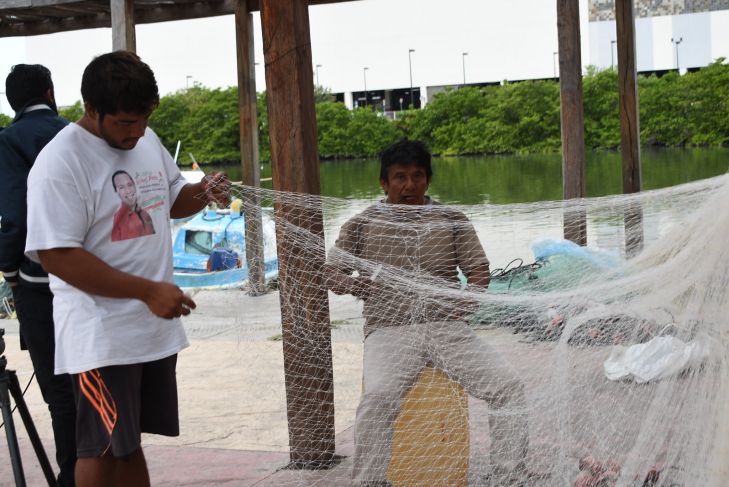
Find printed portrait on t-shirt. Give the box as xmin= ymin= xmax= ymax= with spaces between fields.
xmin=110 ymin=170 xmax=157 ymax=242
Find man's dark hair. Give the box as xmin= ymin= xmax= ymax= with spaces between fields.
xmin=5 ymin=64 xmax=54 ymax=112
xmin=379 ymin=139 xmax=433 ymax=182
xmin=81 ymin=51 xmax=159 ymax=119
xmin=111 ymin=170 xmax=133 ymax=192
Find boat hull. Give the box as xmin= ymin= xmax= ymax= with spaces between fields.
xmin=174 ymin=258 xmax=279 ymax=290
xmin=172 ymin=207 xmax=278 ymax=290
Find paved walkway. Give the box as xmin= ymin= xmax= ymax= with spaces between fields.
xmin=2 ymin=288 xmax=673 ymax=486
xmin=5 ymin=435 xmax=356 ymax=486
xmin=0 ymin=290 xmax=364 ymax=486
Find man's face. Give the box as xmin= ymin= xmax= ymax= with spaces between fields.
xmin=380 ymin=163 xmax=431 ymax=205
xmin=97 ymin=111 xmax=150 ymax=150
xmin=113 ymin=173 xmax=137 ymax=209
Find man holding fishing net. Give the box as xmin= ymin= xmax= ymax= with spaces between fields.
xmin=326 ymin=139 xmax=536 ymax=486
xmin=24 ymin=51 xmax=229 ymax=487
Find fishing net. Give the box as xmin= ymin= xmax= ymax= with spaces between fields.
xmin=91 ymin=173 xmax=729 ymax=485
xmin=164 ymin=172 xmax=729 ymax=486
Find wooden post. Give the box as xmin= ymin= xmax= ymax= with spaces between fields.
xmin=616 ymin=0 xmax=644 ymax=257
xmin=557 ymin=0 xmax=587 ymax=245
xmin=235 ymin=1 xmax=266 ymax=295
xmin=110 ymin=0 xmax=136 ymax=52
xmin=260 ymin=0 xmax=335 ymax=468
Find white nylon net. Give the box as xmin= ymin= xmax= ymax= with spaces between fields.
xmin=164 ymin=172 xmax=729 ymax=486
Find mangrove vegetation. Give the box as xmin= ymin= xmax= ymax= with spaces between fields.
xmin=46 ymin=59 xmax=729 ymax=165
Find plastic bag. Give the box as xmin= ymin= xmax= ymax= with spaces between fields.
xmin=531 ymin=238 xmax=621 ymax=268
xmin=603 ymin=335 xmax=709 ymax=383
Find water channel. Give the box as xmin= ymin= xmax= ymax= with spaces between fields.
xmin=205 ymin=147 xmax=729 ymax=205
xmin=200 ymin=147 xmax=728 ymax=265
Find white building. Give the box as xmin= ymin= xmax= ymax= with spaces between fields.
xmin=587 ymin=0 xmax=729 ymax=74
xmin=353 ymin=0 xmax=729 ymax=110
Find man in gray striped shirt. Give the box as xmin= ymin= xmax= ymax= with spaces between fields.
xmin=326 ymin=140 xmax=532 ymax=486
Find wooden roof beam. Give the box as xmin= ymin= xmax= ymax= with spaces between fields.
xmin=0 ymin=1 xmax=241 ymax=36
xmin=54 ymin=3 xmax=110 ymax=15
xmin=134 ymin=0 xmax=358 ymax=22
xmin=1 ymin=0 xmax=85 ymax=8
xmin=135 ymin=0 xmax=237 ymax=24
xmin=0 ymin=13 xmax=108 ymax=36
xmin=0 ymin=0 xmax=362 ymax=37
xmin=1 ymin=6 xmax=94 ymax=18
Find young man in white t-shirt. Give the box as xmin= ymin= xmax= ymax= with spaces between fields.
xmin=25 ymin=51 xmax=229 ymax=487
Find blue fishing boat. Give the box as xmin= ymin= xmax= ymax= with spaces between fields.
xmin=172 ymin=206 xmax=279 ymax=290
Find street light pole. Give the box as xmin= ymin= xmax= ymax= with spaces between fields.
xmin=462 ymin=52 xmax=468 ymax=86
xmin=408 ymin=48 xmax=415 ymax=108
xmin=671 ymin=37 xmax=683 ymax=71
xmin=363 ymin=66 xmax=369 ymax=107
xmin=553 ymin=51 xmax=558 ymax=79
xmin=315 ymin=64 xmax=322 ymax=86
xmin=610 ymin=40 xmax=616 ymax=69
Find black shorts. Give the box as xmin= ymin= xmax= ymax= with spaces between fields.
xmin=72 ymin=354 xmax=180 ymax=458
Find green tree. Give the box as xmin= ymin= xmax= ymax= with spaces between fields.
xmin=183 ymin=86 xmax=240 ymax=163
xmin=639 ymin=71 xmax=689 ymax=146
xmin=495 ymin=79 xmax=561 ymax=152
xmin=314 ymin=85 xmax=335 ymax=104
xmin=582 ymin=67 xmax=620 ymax=149
xmin=407 ymin=86 xmax=489 ymax=152
xmin=316 ymin=101 xmax=351 ymax=157
xmin=150 ymin=91 xmax=188 ymax=157
xmin=58 ymin=101 xmax=84 ymax=122
xmin=143 ymin=58 xmax=729 ymax=163
xmin=680 ymin=59 xmax=729 ymax=146
xmin=0 ymin=113 xmax=11 ymax=128
xmin=404 ymin=82 xmax=561 ymax=155
xmin=345 ymin=107 xmax=402 ymax=157
xmin=316 ymin=103 xmax=402 ymax=158
xmin=257 ymin=91 xmax=271 ymax=162
xmin=150 ymin=86 xmax=240 ymax=165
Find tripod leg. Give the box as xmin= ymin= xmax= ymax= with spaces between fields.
xmin=8 ymin=370 xmax=57 ymax=487
xmin=0 ymin=375 xmax=27 ymax=487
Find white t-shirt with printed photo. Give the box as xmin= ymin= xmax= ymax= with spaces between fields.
xmin=26 ymin=123 xmax=189 ymax=374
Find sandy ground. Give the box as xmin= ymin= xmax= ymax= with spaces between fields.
xmin=1 ymin=288 xmax=521 ymax=486
xmin=0 ymin=289 xmax=710 ymax=485
xmin=1 ymin=290 xmax=365 ymax=450
xmin=0 ymin=289 xmax=366 ymax=486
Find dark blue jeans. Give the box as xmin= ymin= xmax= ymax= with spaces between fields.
xmin=13 ymin=283 xmax=76 ymax=487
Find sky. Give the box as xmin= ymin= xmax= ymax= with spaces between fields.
xmin=0 ymin=0 xmax=587 ymax=116
xmin=4 ymin=0 xmax=728 ymax=116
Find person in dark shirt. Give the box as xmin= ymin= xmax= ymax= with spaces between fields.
xmin=0 ymin=64 xmax=76 ymax=487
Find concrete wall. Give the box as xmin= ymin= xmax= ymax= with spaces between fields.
xmin=590 ymin=0 xmax=729 ymax=21
xmin=588 ymin=10 xmax=726 ymax=72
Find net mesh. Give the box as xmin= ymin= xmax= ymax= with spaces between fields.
xmin=163 ymin=173 xmax=729 ymax=486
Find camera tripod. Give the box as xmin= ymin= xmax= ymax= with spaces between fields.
xmin=0 ymin=328 xmax=56 ymax=486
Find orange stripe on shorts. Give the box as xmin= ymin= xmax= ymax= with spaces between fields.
xmin=79 ymin=370 xmax=118 ymax=436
